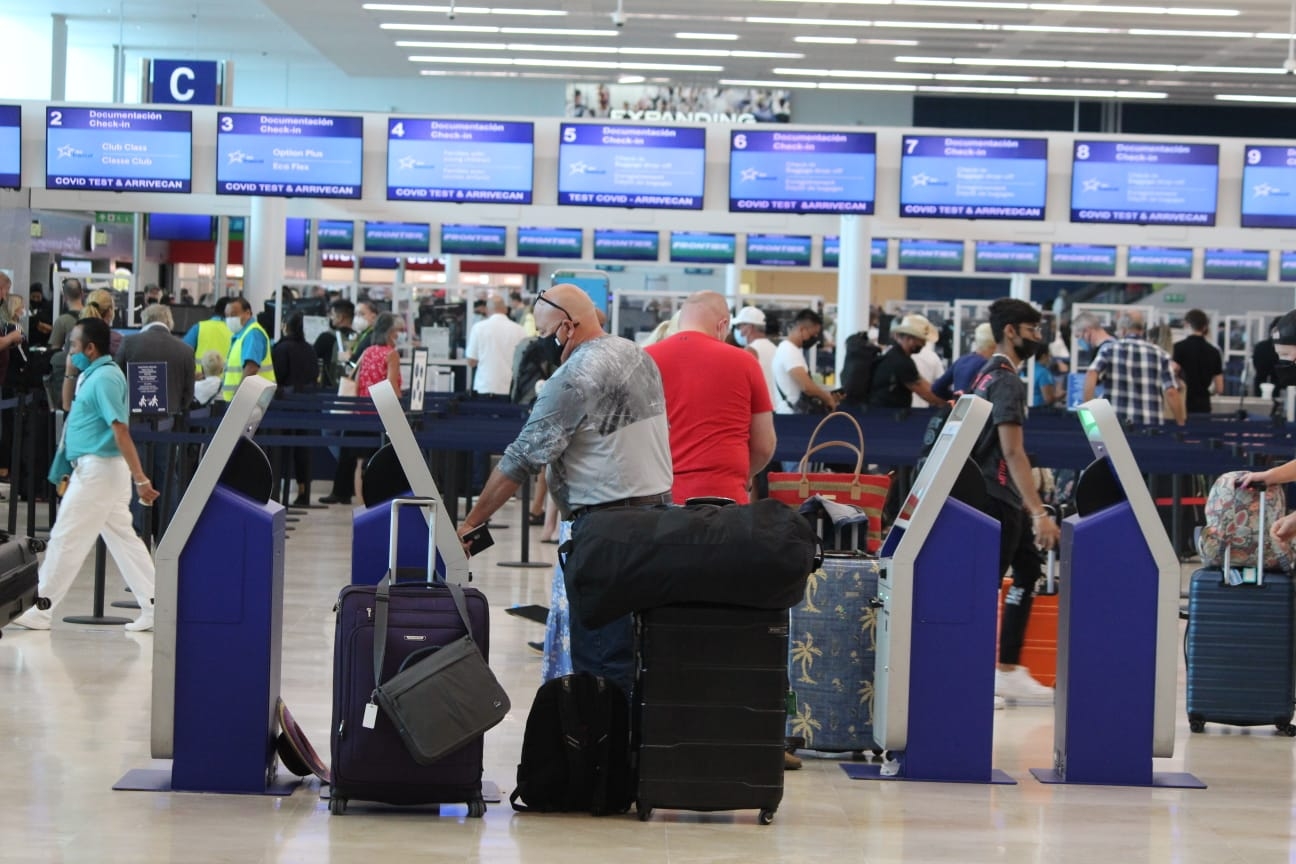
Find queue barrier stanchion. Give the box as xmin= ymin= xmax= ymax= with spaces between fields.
xmin=6 ymin=394 xmax=21 ymax=537
xmin=499 ymin=472 xmax=552 ymax=569
xmin=63 ymin=538 xmax=131 ymax=626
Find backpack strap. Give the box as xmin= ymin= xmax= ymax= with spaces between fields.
xmin=589 ymin=677 xmax=614 ymax=815
xmin=556 ymin=675 xmax=595 ymax=812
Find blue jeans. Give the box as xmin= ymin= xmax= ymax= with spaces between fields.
xmin=566 ymin=512 xmax=636 ymax=698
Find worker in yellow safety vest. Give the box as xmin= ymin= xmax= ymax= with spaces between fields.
xmin=222 ymin=297 xmax=275 ymax=401
xmin=183 ymin=296 xmax=234 ymax=375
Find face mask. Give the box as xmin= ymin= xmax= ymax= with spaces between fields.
xmin=1016 ymin=337 xmax=1047 ymax=363
xmin=225 ymin=316 xmax=244 ymax=335
xmin=734 ymin=328 xmax=748 ymax=348
xmin=541 ymin=329 xmax=567 ymax=368
xmin=71 ymin=351 xmax=91 ymax=372
xmin=396 ymin=332 xmax=409 ymax=346
xmin=803 ymin=334 xmax=820 ymax=351
xmin=1076 ymin=337 xmax=1091 ymax=353
xmin=1274 ymin=360 xmax=1296 ymax=388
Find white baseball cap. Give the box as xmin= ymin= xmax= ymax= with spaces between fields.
xmin=733 ymin=306 xmax=766 ymax=327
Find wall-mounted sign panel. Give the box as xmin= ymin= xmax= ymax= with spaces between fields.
xmin=285 ymin=218 xmax=308 ymax=256
xmin=364 ymin=222 xmax=431 ymax=254
xmin=517 ymin=227 xmax=584 ymax=259
xmin=728 ymin=129 xmax=876 ymax=214
xmin=0 ymin=105 xmax=20 ymax=189
xmin=1241 ymin=145 xmax=1296 ymax=229
xmin=1281 ymin=252 xmax=1296 ymax=283
xmin=386 ymin=118 xmax=533 ymax=204
xmin=440 ymin=224 xmax=507 ymax=257
xmin=898 ymin=239 xmax=965 ymax=272
xmin=1050 ymin=244 xmax=1118 ymax=278
xmin=899 ymin=135 xmax=1048 ymax=220
xmin=147 ymin=213 xmax=213 ymax=242
xmin=745 ymin=234 xmax=811 ymax=267
xmin=593 ymin=229 xmax=660 ymax=260
xmin=318 ymin=220 xmax=355 ymax=251
xmin=669 ymin=232 xmax=736 ymax=264
xmin=822 ymin=236 xmax=887 ymax=269
xmin=1202 ymin=248 xmax=1270 ymax=282
xmin=1070 ymin=140 xmax=1218 ymax=226
xmin=558 ymin=123 xmax=705 ymax=210
xmin=46 ymin=106 xmax=192 ymax=193
xmin=973 ymin=241 xmax=1040 ymax=274
xmin=1127 ymin=246 xmax=1193 ymax=279
xmin=216 ymin=112 xmax=364 ymax=199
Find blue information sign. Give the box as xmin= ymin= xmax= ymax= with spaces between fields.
xmin=0 ymin=105 xmax=20 ymax=189
xmin=128 ymin=361 xmax=168 ymax=415
xmin=1202 ymin=248 xmax=1270 ymax=282
xmin=1281 ymin=252 xmax=1296 ymax=283
xmin=364 ymin=222 xmax=430 ymax=254
xmin=1241 ymin=145 xmax=1296 ymax=229
xmin=728 ymin=129 xmax=876 ymax=214
xmin=441 ymin=224 xmax=507 ymax=256
xmin=517 ymin=227 xmax=583 ymax=259
xmin=593 ymin=229 xmax=660 ymax=261
xmin=285 ymin=218 xmax=308 ymax=256
xmin=387 ymin=118 xmax=533 ymax=203
xmin=318 ymin=220 xmax=355 ymax=251
xmin=1127 ymin=246 xmax=1193 ymax=279
xmin=1070 ymin=140 xmax=1218 ymax=226
xmin=216 ymin=112 xmax=364 ymax=198
xmin=822 ymin=236 xmax=887 ymax=269
xmin=899 ymin=135 xmax=1047 ymax=220
xmin=1051 ymin=244 xmax=1117 ymax=278
xmin=670 ymin=232 xmax=736 ymax=265
xmin=974 ymin=241 xmax=1040 ymax=274
xmin=898 ymin=239 xmax=965 ymax=272
xmin=746 ymin=235 xmax=811 ymax=268
xmin=147 ymin=213 xmax=213 ymax=242
xmin=46 ymin=106 xmax=192 ymax=193
xmin=149 ymin=60 xmax=221 ymax=105
xmin=558 ymin=123 xmax=705 ymax=210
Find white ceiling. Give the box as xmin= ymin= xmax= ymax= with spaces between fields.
xmin=10 ymin=0 xmax=1296 ymax=105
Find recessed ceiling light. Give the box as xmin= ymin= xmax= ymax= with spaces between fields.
xmin=896 ymin=54 xmax=1279 ymax=75
xmin=381 ymin=22 xmax=618 ymax=36
xmin=1216 ymin=93 xmax=1296 ymax=104
xmin=1126 ymin=28 xmax=1251 ymax=37
xmin=619 ymin=74 xmax=647 ymax=83
xmin=795 ymin=35 xmax=859 ymax=44
xmin=408 ymin=55 xmax=724 ymax=71
xmin=1028 ymin=3 xmax=1238 ymax=14
xmin=675 ymin=32 xmax=740 ymax=40
xmin=719 ymin=78 xmax=822 ymax=88
xmin=363 ymin=4 xmax=569 ymax=14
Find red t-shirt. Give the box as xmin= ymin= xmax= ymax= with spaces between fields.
xmin=645 ymin=332 xmax=774 ymax=504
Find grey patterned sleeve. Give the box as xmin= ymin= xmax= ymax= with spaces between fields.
xmin=497 ymin=376 xmax=581 ymax=483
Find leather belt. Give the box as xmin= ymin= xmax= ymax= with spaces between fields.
xmin=569 ymin=492 xmax=672 ymax=521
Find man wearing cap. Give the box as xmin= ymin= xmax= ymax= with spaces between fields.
xmin=733 ymin=306 xmax=777 ymax=409
xmin=909 ymin=314 xmax=947 ymax=409
xmin=1083 ymin=311 xmax=1184 ymax=426
xmin=867 ymin=314 xmax=948 ymax=410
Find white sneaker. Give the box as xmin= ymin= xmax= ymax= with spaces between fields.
xmin=124 ymin=613 xmax=154 ymax=633
xmin=994 ymin=695 xmax=1006 ymax=710
xmin=9 ymin=608 xmax=51 ymax=630
xmin=995 ymin=666 xmax=1053 ymax=705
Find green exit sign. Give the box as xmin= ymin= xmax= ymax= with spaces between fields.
xmin=95 ymin=212 xmax=135 ymax=225
xmin=1163 ymin=292 xmax=1186 ymax=303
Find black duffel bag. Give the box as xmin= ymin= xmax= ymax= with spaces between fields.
xmin=561 ymin=499 xmax=819 ymax=629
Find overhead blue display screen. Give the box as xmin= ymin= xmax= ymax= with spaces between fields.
xmin=822 ymin=236 xmax=887 ymax=269
xmin=1070 ymin=140 xmax=1218 ymax=226
xmin=387 ymin=118 xmax=533 ymax=204
xmin=216 ymin=112 xmax=364 ymax=199
xmin=728 ymin=130 xmax=876 ymax=214
xmin=558 ymin=123 xmax=705 ymax=210
xmin=593 ymin=229 xmax=660 ymax=261
xmin=1202 ymin=248 xmax=1269 ymax=282
xmin=670 ymin=232 xmax=736 ymax=265
xmin=318 ymin=220 xmax=355 ymax=252
xmin=1127 ymin=246 xmax=1193 ymax=279
xmin=1281 ymin=252 xmax=1296 ymax=283
xmin=0 ymin=105 xmax=20 ymax=189
xmin=285 ymin=218 xmax=308 ymax=256
xmin=364 ymin=222 xmax=431 ymax=254
xmin=1241 ymin=145 xmax=1296 ymax=229
xmin=147 ymin=213 xmax=213 ymax=242
xmin=898 ymin=239 xmax=965 ymax=272
xmin=517 ymin=227 xmax=583 ymax=259
xmin=974 ymin=241 xmax=1040 ymax=274
xmin=46 ymin=106 xmax=191 ymax=193
xmin=746 ymin=235 xmax=811 ymax=268
xmin=899 ymin=135 xmax=1047 ymax=220
xmin=1051 ymin=244 xmax=1117 ymax=278
xmin=441 ymin=224 xmax=507 ymax=257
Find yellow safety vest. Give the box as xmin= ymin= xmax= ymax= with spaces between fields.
xmin=194 ymin=318 xmax=233 ymax=374
xmin=222 ymin=321 xmax=275 ymax=401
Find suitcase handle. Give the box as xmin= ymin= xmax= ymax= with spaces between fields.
xmin=1223 ymin=481 xmax=1267 ymax=588
xmin=389 ymin=497 xmax=438 ymax=583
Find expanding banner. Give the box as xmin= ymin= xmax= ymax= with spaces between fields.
xmin=565 ymin=84 xmax=791 ymax=124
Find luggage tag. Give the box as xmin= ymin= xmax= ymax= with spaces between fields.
xmin=363 ymin=700 xmax=379 ymax=730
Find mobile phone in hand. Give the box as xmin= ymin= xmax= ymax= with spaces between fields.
xmin=462 ymin=524 xmax=495 ymax=557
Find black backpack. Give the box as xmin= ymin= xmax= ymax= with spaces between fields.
xmin=839 ymin=332 xmax=882 ymax=404
xmin=509 ymin=673 xmax=633 ymax=816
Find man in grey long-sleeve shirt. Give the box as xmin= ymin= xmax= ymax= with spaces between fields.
xmin=459 ymin=283 xmax=672 ymax=695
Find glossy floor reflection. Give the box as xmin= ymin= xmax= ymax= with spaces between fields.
xmin=2 ymin=497 xmax=1294 ymax=864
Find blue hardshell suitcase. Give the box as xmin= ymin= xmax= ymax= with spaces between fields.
xmin=1185 ymin=484 xmax=1296 ymax=736
xmin=787 ymin=553 xmax=881 ymax=753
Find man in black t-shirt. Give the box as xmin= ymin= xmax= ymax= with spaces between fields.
xmin=867 ymin=314 xmax=946 ymax=409
xmin=1171 ymin=309 xmax=1223 ymax=415
xmin=970 ymin=298 xmax=1060 ymax=706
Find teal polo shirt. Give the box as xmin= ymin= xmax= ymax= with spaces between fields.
xmin=66 ymin=356 xmax=129 ymax=461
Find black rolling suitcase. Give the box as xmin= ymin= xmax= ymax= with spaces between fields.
xmin=633 ymin=605 xmax=788 ymax=825
xmin=1185 ymin=480 xmax=1296 ymax=735
xmin=329 ymin=498 xmax=493 ymax=816
xmin=0 ymin=534 xmax=47 ymax=636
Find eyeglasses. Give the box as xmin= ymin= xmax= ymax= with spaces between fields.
xmin=533 ymin=292 xmax=573 ymax=323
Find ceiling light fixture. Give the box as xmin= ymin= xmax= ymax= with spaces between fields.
xmin=364 ymin=3 xmax=569 ymax=13
xmin=618 ymin=74 xmax=646 ymax=82
xmin=794 ymin=35 xmax=860 ymax=43
xmin=753 ymin=0 xmax=1238 ymax=11
xmin=1216 ymin=93 xmax=1296 ymax=104
xmin=674 ymin=32 xmax=739 ymax=39
xmin=896 ymin=54 xmax=1280 ymax=75
xmin=397 ymin=40 xmax=797 ymax=57
xmin=408 ymin=55 xmax=723 ymax=71
xmin=381 ymin=22 xmax=618 ymax=35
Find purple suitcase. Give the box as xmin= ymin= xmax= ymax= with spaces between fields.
xmin=329 ymin=499 xmax=491 ymax=816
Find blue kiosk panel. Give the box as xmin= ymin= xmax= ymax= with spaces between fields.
xmin=172 ymin=484 xmax=286 ymax=794
xmin=351 ymin=496 xmax=445 ymax=585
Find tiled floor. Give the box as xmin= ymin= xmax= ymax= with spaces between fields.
xmin=3 ymin=497 xmax=1296 ymax=863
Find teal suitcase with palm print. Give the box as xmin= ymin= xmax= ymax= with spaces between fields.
xmin=787 ymin=554 xmax=881 ymax=754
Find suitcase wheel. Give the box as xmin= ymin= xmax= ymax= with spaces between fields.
xmin=759 ymin=809 xmax=775 ymax=826
xmin=467 ymin=799 xmax=486 ymax=819
xmin=637 ymin=803 xmax=653 ymax=822
xmin=36 ymin=597 xmax=51 ymax=611
xmin=1189 ymin=718 xmax=1206 ymax=734
xmin=329 ymin=796 xmax=347 ymax=816
xmin=1277 ymin=723 xmax=1296 ymax=738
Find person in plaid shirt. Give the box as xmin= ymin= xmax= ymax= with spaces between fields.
xmin=1082 ymin=311 xmax=1185 ymax=426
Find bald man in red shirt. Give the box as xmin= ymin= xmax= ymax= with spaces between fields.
xmin=645 ymin=291 xmax=776 ymax=503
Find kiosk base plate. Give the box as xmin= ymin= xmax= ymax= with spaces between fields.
xmin=841 ymin=764 xmax=1017 ymax=785
xmin=113 ymin=766 xmax=302 ymax=797
xmin=1029 ymin=768 xmax=1206 ymax=789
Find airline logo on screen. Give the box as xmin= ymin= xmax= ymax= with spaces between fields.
xmin=216 ymin=113 xmax=363 ymax=199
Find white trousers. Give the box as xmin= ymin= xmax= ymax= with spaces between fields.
xmin=37 ymin=454 xmax=155 ymax=614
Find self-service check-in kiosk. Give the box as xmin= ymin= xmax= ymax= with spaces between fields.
xmin=851 ymin=396 xmax=1010 ymax=784
xmin=1030 ymin=399 xmax=1203 ymax=788
xmin=116 ymin=377 xmax=292 ymax=795
xmin=350 ymin=380 xmax=469 ymax=586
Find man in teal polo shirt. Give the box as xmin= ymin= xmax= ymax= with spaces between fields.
xmin=8 ymin=318 xmax=159 ymax=632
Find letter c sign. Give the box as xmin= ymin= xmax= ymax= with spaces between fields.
xmin=149 ymin=60 xmax=221 ymax=105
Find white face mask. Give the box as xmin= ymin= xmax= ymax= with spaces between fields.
xmin=734 ymin=328 xmax=748 ymax=348
xmin=225 ymin=315 xmax=244 ymax=335
xmin=396 ymin=332 xmax=409 ymax=346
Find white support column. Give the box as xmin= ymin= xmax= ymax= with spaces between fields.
xmin=214 ymin=216 xmax=230 ymax=299
xmin=724 ymin=263 xmax=741 ymax=306
xmin=246 ymin=197 xmax=287 ymax=333
xmin=443 ymin=254 xmax=460 ymax=287
xmin=130 ymin=215 xmax=144 ymax=325
xmin=1009 ymin=273 xmax=1031 ymax=302
xmin=50 ymin=15 xmax=68 ymax=101
xmin=836 ymin=215 xmax=872 ymax=380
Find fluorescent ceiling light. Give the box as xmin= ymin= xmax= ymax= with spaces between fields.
xmin=675 ymin=32 xmax=740 ymax=39
xmin=398 ymin=40 xmax=797 ymax=58
xmin=618 ymin=75 xmax=647 ymax=83
xmin=1126 ymin=28 xmax=1251 ymax=37
xmin=381 ymin=22 xmax=618 ymax=35
xmin=934 ymin=72 xmax=1037 ymax=82
xmin=1016 ymin=87 xmax=1166 ymax=98
xmin=753 ymin=0 xmax=1238 ymax=11
xmin=794 ymin=35 xmax=859 ymax=43
xmin=746 ymin=16 xmax=872 ymax=26
xmin=1216 ymin=93 xmax=1296 ymax=104
xmin=775 ymin=66 xmax=934 ymax=79
xmin=1002 ymin=24 xmax=1116 ymax=33
xmin=896 ymin=55 xmax=1280 ymax=75
xmin=874 ymin=20 xmax=997 ymax=29
xmin=408 ymin=55 xmax=723 ymax=71
xmin=818 ymin=82 xmax=919 ymax=91
xmin=720 ymin=78 xmax=821 ymax=88
xmin=363 ymin=4 xmax=568 ymax=14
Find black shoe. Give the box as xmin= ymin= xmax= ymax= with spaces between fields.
xmin=527 ymin=640 xmax=544 ymax=654
xmin=319 ymin=495 xmax=352 ymax=505
xmin=527 ymin=512 xmax=545 ymax=526
xmin=291 ymin=496 xmax=311 ymax=507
